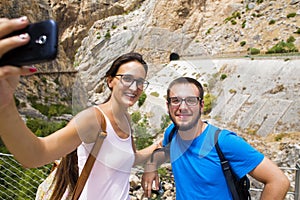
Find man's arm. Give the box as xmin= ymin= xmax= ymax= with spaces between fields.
xmin=141 ymin=147 xmax=169 ymax=198
xmin=249 ymin=157 xmax=290 ymax=200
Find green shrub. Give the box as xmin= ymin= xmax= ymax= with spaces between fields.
xmin=231 ymin=20 xmax=237 ymax=25
xmin=150 ymin=91 xmax=159 ymax=97
xmin=160 ymin=114 xmax=171 ymax=131
xmin=220 ymin=74 xmax=227 ymax=80
xmin=203 ymin=93 xmax=216 ymax=114
xmin=232 ymin=11 xmax=241 ymax=19
xmin=287 ymin=36 xmax=295 ymax=43
xmin=104 ymin=30 xmax=111 ymax=39
xmin=249 ymin=47 xmax=260 ymax=55
xmin=206 ymin=28 xmax=213 ymax=35
xmin=269 ymin=19 xmax=276 ymax=25
xmin=229 ymin=89 xmax=237 ymax=94
xmin=20 ymin=102 xmax=27 ymax=108
xmin=295 ymin=28 xmax=300 ymax=34
xmin=31 ymin=103 xmax=72 ymax=118
xmin=242 ymin=20 xmax=246 ymax=28
xmin=40 ymin=77 xmax=47 ymax=84
xmin=14 ymin=96 xmax=20 ymax=107
xmin=133 ymin=124 xmax=153 ymax=150
xmin=26 ymin=118 xmax=67 ymax=137
xmin=287 ymin=13 xmax=296 ymax=18
xmin=240 ymin=41 xmax=246 ymax=47
xmin=266 ymin=40 xmax=298 ymax=54
xmin=224 ymin=11 xmax=241 ymax=24
xmin=275 ymin=133 xmax=285 ymax=141
xmin=131 ymin=111 xmax=142 ymax=124
xmin=138 ymin=92 xmax=147 ymax=107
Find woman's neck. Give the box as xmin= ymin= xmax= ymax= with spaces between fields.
xmin=100 ymin=101 xmax=131 ymax=139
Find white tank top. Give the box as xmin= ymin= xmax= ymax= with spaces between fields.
xmin=77 ymin=107 xmax=134 ymax=200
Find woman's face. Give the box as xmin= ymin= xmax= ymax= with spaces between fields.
xmin=108 ymin=60 xmax=147 ymax=108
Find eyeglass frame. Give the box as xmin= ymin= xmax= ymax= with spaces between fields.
xmin=167 ymin=96 xmax=202 ymax=106
xmin=115 ymin=74 xmax=149 ymax=90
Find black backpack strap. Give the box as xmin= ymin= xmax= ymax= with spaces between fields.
xmin=168 ymin=125 xmax=177 ymax=144
xmin=150 ymin=125 xmax=177 ymax=162
xmin=214 ymin=129 xmax=240 ymax=200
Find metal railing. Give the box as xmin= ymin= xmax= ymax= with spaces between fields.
xmin=0 ymin=153 xmax=51 ymax=200
xmin=248 ymin=163 xmax=300 ymax=200
xmin=295 ymin=161 xmax=300 ymax=200
xmin=0 ymin=153 xmax=299 ymax=199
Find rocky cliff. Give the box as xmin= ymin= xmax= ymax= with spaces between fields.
xmin=1 ymin=0 xmax=299 ymax=133
xmin=2 ymin=0 xmax=299 ymax=70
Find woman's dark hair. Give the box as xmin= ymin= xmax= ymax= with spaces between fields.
xmin=49 ymin=52 xmax=147 ymax=199
xmin=50 ymin=150 xmax=78 ymax=200
xmin=105 ymin=52 xmax=148 ymax=78
xmin=103 ymin=52 xmax=148 ymax=102
xmin=167 ymin=77 xmax=204 ymax=99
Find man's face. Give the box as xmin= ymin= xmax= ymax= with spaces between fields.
xmin=167 ymin=83 xmax=202 ymax=131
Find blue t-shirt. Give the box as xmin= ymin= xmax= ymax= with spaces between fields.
xmin=162 ymin=123 xmax=264 ymax=200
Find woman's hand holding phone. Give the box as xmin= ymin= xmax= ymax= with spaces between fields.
xmin=0 ymin=16 xmax=38 ymax=77
xmin=0 ymin=18 xmax=58 ymax=67
xmin=0 ymin=17 xmax=38 ymax=110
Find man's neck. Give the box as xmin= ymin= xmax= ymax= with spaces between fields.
xmin=178 ymin=120 xmax=206 ymax=140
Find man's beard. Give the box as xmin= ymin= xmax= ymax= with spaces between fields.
xmin=169 ymin=111 xmax=201 ymax=131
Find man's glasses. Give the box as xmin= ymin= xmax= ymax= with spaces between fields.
xmin=115 ymin=74 xmax=149 ymax=90
xmin=167 ymin=96 xmax=202 ymax=106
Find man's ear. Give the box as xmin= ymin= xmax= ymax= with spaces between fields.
xmin=201 ymin=99 xmax=204 ymax=107
xmin=166 ymin=101 xmax=170 ymax=111
xmin=200 ymin=99 xmax=204 ymax=112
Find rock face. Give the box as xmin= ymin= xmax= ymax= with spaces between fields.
xmin=143 ymin=58 xmax=300 ymax=136
xmin=2 ymin=0 xmax=299 ymax=70
xmin=1 ymin=0 xmax=299 ymax=142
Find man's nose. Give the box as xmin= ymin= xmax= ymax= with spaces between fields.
xmin=178 ymin=100 xmax=188 ymax=108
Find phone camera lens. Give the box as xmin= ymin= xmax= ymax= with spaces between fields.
xmin=36 ymin=35 xmax=47 ymax=44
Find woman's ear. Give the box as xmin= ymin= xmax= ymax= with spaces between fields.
xmin=107 ymin=76 xmax=113 ymax=89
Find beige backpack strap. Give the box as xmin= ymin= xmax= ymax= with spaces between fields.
xmin=131 ymin=134 xmax=136 ymax=153
xmin=71 ymin=109 xmax=107 ymax=200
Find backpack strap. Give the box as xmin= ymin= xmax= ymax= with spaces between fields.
xmin=71 ymin=109 xmax=107 ymax=200
xmin=150 ymin=125 xmax=177 ymax=163
xmin=168 ymin=125 xmax=177 ymax=144
xmin=214 ymin=129 xmax=240 ymax=200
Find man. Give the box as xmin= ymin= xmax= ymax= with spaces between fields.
xmin=142 ymin=77 xmax=289 ymax=199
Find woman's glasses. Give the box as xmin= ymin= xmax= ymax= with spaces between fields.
xmin=167 ymin=96 xmax=202 ymax=106
xmin=115 ymin=74 xmax=149 ymax=90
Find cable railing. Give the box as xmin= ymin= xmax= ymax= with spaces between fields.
xmin=248 ymin=163 xmax=300 ymax=200
xmin=0 ymin=153 xmax=299 ymax=199
xmin=0 ymin=153 xmax=51 ymax=200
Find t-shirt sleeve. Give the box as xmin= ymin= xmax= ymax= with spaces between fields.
xmin=218 ymin=130 xmax=264 ymax=179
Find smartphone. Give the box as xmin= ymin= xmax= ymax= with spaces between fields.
xmin=0 ymin=19 xmax=58 ymax=67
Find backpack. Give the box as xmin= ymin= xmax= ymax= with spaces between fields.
xmin=158 ymin=125 xmax=251 ymax=200
xmin=214 ymin=129 xmax=251 ymax=200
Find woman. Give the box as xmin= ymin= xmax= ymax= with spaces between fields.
xmin=0 ymin=17 xmax=160 ymax=199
